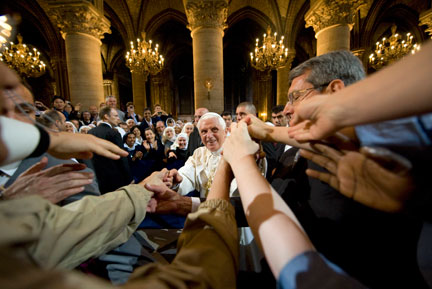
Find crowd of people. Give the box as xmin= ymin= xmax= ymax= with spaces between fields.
xmin=0 ymin=39 xmax=432 ymax=289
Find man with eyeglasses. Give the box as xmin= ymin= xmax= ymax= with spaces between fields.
xmin=246 ymin=50 xmax=427 ymax=289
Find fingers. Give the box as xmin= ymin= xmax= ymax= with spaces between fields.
xmin=300 ymin=149 xmax=337 ymax=174
xmin=48 ymin=186 xmax=86 ymax=204
xmin=311 ymin=143 xmax=343 ymax=162
xmin=21 ymin=156 xmax=48 ymax=176
xmin=42 ymin=163 xmax=88 ymax=177
xmin=92 ymin=137 xmax=128 ymax=159
xmin=305 ymin=168 xmax=339 ymax=191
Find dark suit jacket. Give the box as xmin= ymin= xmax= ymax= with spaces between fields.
xmin=88 ymin=123 xmax=132 ymax=194
xmin=270 ymin=147 xmax=427 ymax=289
xmin=187 ymin=126 xmax=203 ymax=156
xmin=262 ymin=141 xmax=285 ymax=179
xmin=4 ymin=153 xmax=100 ymax=205
xmin=138 ymin=116 xmax=161 ymax=134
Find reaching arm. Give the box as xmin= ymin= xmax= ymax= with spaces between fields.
xmin=289 ymin=40 xmax=432 ymax=141
xmin=223 ymin=122 xmax=313 ymax=277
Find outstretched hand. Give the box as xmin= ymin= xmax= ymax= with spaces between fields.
xmin=2 ymin=156 xmax=94 ymax=203
xmin=48 ymin=132 xmax=129 ymax=160
xmin=223 ymin=121 xmax=259 ymax=165
xmin=300 ymin=144 xmax=414 ymax=212
xmin=288 ymin=94 xmax=342 ymax=142
xmin=145 ymin=182 xmax=191 ymax=216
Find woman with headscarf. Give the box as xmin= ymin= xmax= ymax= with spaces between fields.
xmin=165 ymin=117 xmax=176 ymax=128
xmin=166 ymin=132 xmax=189 ymax=170
xmin=65 ymin=121 xmax=77 ymax=133
xmin=162 ymin=126 xmax=176 ymax=156
xmin=181 ymin=122 xmax=194 ymax=136
xmin=79 ymin=125 xmax=91 ymax=134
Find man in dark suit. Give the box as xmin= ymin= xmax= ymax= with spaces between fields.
xmin=187 ymin=107 xmax=208 ymax=156
xmin=139 ymin=107 xmax=161 ymax=134
xmin=88 ymin=107 xmax=132 ymax=194
xmin=262 ymin=105 xmax=287 ymax=179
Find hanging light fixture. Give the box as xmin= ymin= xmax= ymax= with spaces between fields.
xmin=0 ymin=33 xmax=46 ymax=78
xmin=369 ymin=24 xmax=420 ymax=70
xmin=250 ymin=26 xmax=290 ymax=72
xmin=125 ymin=32 xmax=164 ymax=79
xmin=0 ymin=15 xmax=12 ymax=46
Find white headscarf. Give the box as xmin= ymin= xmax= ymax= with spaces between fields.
xmin=65 ymin=121 xmax=77 ymax=133
xmin=162 ymin=126 xmax=176 ymax=145
xmin=181 ymin=122 xmax=194 ymax=135
xmin=170 ymin=133 xmax=189 ymax=151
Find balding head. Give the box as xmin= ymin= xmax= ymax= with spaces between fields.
xmin=194 ymin=107 xmax=209 ymax=126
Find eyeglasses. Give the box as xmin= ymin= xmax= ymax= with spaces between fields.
xmin=288 ymin=83 xmax=329 ymax=104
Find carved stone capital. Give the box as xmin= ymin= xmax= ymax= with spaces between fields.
xmin=184 ymin=0 xmax=228 ymax=31
xmin=47 ymin=1 xmax=111 ymax=40
xmin=305 ymin=0 xmax=367 ymax=34
xmin=420 ymin=9 xmax=432 ymax=38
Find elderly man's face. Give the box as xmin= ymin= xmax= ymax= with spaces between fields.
xmin=194 ymin=108 xmax=208 ymax=125
xmin=106 ymin=97 xmax=117 ymax=108
xmin=156 ymin=121 xmax=165 ymax=135
xmin=199 ymin=117 xmax=226 ymax=152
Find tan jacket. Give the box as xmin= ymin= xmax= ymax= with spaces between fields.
xmin=0 ymin=192 xmax=239 ymax=289
xmin=0 ymin=184 xmax=152 ymax=269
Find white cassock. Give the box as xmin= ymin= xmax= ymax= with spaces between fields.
xmin=177 ymin=146 xmax=266 ymax=272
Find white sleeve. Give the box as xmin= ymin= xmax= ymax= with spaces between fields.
xmin=177 ymin=154 xmax=198 ymax=196
xmin=0 ymin=116 xmax=41 ymax=165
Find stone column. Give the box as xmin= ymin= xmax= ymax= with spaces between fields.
xmin=420 ymin=9 xmax=432 ymax=38
xmin=132 ymin=72 xmax=147 ymax=115
xmin=276 ymin=51 xmax=295 ymax=105
xmin=305 ymin=0 xmax=366 ymax=56
xmin=47 ymin=1 xmax=110 ymax=110
xmin=184 ymin=0 xmax=228 ymax=113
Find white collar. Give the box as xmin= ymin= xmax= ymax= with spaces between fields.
xmin=101 ymin=121 xmax=113 ymax=128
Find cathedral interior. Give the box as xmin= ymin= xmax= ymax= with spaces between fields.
xmin=1 ymin=0 xmax=431 ymax=119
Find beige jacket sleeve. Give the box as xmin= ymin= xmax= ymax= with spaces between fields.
xmin=127 ymin=198 xmax=239 ymax=289
xmin=0 ymin=184 xmax=152 ymax=270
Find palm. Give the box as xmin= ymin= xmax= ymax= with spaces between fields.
xmin=336 ymin=152 xmax=413 ymax=212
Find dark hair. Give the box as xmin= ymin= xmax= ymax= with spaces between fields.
xmin=123 ymin=132 xmax=136 ymax=143
xmin=126 ymin=102 xmax=134 ymax=108
xmin=99 ymin=106 xmax=113 ymax=120
xmin=221 ymin=110 xmax=232 ymax=117
xmin=131 ymin=125 xmax=141 ymax=134
xmin=52 ymin=95 xmax=65 ymax=103
xmin=289 ymin=50 xmax=366 ymax=88
xmin=143 ymin=107 xmax=151 ymax=113
xmin=272 ymin=105 xmax=285 ymax=114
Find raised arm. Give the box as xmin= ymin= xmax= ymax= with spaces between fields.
xmin=289 ymin=40 xmax=432 ymax=141
xmin=223 ymin=121 xmax=313 ymax=277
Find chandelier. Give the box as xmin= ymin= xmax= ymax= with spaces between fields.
xmin=0 ymin=15 xmax=12 ymax=46
xmin=250 ymin=26 xmax=289 ymax=72
xmin=0 ymin=33 xmax=46 ymax=78
xmin=125 ymin=32 xmax=164 ymax=78
xmin=369 ymin=24 xmax=420 ymax=70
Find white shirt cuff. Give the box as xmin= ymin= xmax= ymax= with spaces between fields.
xmin=191 ymin=197 xmax=201 ymax=212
